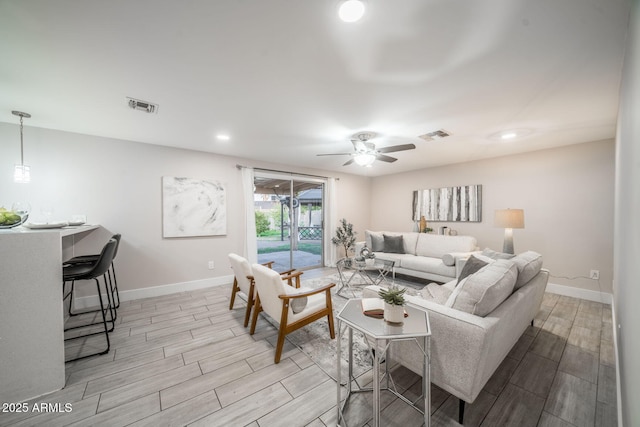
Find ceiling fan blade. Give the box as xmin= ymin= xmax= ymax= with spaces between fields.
xmin=343 ymin=158 xmax=355 ymax=166
xmin=316 ymin=153 xmax=352 ymax=156
xmin=377 ymin=143 xmax=416 ymax=153
xmin=376 ymin=154 xmax=397 ymax=163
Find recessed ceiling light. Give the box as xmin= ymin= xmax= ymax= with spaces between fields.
xmin=339 ymin=0 xmax=365 ymax=22
xmin=489 ymin=128 xmax=533 ymax=141
xmin=216 ymin=134 xmax=230 ymax=141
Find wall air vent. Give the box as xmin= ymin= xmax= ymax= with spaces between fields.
xmin=419 ymin=129 xmax=451 ymax=141
xmin=127 ymin=97 xmax=158 ymax=114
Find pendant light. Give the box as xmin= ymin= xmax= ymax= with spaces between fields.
xmin=12 ymin=110 xmax=31 ymax=183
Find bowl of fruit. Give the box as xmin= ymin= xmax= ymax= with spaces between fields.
xmin=0 ymin=203 xmax=30 ymax=229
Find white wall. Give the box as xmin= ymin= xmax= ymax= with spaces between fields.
xmin=614 ymin=0 xmax=640 ymax=424
xmin=0 ymin=123 xmax=370 ymax=293
xmin=369 ymin=139 xmax=615 ymax=295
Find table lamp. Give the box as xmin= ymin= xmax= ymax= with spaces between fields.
xmin=494 ymin=209 xmax=524 ymax=254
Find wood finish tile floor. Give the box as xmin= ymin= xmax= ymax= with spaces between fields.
xmin=0 ymin=268 xmax=617 ymax=427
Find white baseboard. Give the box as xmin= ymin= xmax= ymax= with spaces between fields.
xmin=73 ymin=274 xmax=235 ymax=310
xmin=546 ymin=281 xmax=612 ymax=305
xmin=74 ymin=276 xmax=611 ymax=309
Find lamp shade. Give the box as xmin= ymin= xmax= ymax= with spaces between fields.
xmin=494 ymin=209 xmax=524 ymax=229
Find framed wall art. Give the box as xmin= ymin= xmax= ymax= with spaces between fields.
xmin=162 ymin=176 xmax=227 ymax=237
xmin=412 ymin=184 xmax=482 ymax=222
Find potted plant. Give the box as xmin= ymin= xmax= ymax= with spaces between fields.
xmin=378 ymin=285 xmax=406 ymax=323
xmin=332 ymin=218 xmax=356 ymax=261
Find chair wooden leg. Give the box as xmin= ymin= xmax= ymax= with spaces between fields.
xmin=249 ymin=295 xmax=262 ymax=335
xmin=243 ymin=290 xmax=254 ymax=327
xmin=274 ymin=326 xmax=287 ymax=364
xmin=229 ymin=278 xmax=238 ymax=310
xmin=327 ymin=312 xmax=336 ymax=339
xmin=459 ymin=399 xmax=465 ymax=424
xmin=326 ymin=291 xmax=336 ymax=339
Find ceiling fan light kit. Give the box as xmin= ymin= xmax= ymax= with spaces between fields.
xmin=316 ymin=131 xmax=416 ymax=167
xmin=338 ymin=0 xmax=365 ymax=22
xmin=354 ymin=153 xmax=376 ymax=166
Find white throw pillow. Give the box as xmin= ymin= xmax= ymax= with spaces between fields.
xmin=420 ymin=283 xmax=452 ymax=305
xmin=448 ymin=259 xmax=518 ymax=316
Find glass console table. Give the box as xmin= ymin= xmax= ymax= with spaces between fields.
xmin=336 ymin=257 xmax=395 ymax=297
xmin=336 ymin=298 xmax=431 ymax=427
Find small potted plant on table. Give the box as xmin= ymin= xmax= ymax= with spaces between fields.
xmin=378 ymin=286 xmax=406 ymax=324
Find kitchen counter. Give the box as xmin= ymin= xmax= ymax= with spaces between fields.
xmin=0 ymin=225 xmax=100 ymax=403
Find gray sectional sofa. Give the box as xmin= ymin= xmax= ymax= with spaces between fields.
xmin=363 ymin=251 xmax=547 ymax=424
xmin=356 ymin=230 xmax=480 ymax=282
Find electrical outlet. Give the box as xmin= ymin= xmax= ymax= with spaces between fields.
xmin=590 ymin=269 xmax=600 ymax=280
xmin=208 ymin=261 xmax=215 ymax=270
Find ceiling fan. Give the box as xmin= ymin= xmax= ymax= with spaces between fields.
xmin=317 ymin=132 xmax=416 ymax=167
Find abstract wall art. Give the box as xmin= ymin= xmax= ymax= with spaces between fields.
xmin=162 ymin=176 xmax=227 ymax=237
xmin=412 ymin=184 xmax=482 ymax=222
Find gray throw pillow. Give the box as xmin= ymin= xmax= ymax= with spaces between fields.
xmin=457 ymin=255 xmax=489 ymax=285
xmin=369 ymin=232 xmax=384 ymax=252
xmin=290 ymin=297 xmax=307 ymax=314
xmin=383 ymin=234 xmax=404 ymax=253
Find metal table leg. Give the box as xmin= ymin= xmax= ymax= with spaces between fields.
xmin=373 ymin=337 xmax=380 ymax=427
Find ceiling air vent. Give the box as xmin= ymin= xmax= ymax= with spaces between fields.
xmin=127 ymin=97 xmax=158 ymax=114
xmin=419 ymin=129 xmax=451 ymax=141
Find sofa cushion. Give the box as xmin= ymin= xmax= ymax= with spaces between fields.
xmin=511 ymin=251 xmax=543 ymax=289
xmin=370 ymin=252 xmax=412 ymax=269
xmin=400 ymin=232 xmax=419 ymax=255
xmin=366 ymin=230 xmax=385 ymax=252
xmin=383 ymin=234 xmax=405 ymax=253
xmin=481 ymin=248 xmax=516 ymax=260
xmin=401 ymin=255 xmax=456 ymax=277
xmin=446 ymin=259 xmax=517 ymax=316
xmin=420 ymin=283 xmax=452 ymax=305
xmin=416 ymin=234 xmax=478 ymax=259
xmin=457 ymin=255 xmax=489 ymax=284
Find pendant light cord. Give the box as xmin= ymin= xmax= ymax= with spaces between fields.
xmin=19 ymin=114 xmax=24 ymax=165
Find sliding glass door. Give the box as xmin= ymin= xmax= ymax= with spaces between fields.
xmin=253 ymin=171 xmax=325 ymax=271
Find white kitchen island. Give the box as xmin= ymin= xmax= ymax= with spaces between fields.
xmin=0 ymin=224 xmax=100 ymax=403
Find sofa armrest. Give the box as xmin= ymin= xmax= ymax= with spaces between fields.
xmin=442 ymin=251 xmax=481 ymax=267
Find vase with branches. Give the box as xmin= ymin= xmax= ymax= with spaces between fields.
xmin=332 ymin=218 xmax=356 ymax=259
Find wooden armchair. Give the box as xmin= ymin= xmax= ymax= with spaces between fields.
xmin=228 ymin=253 xmax=304 ymax=327
xmin=250 ymin=263 xmax=335 ymax=363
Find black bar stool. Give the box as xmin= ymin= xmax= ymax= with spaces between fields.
xmin=64 ymin=234 xmax=121 ymax=318
xmin=62 ymin=238 xmax=117 ymax=362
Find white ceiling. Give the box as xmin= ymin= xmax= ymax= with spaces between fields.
xmin=0 ymin=0 xmax=631 ymax=176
